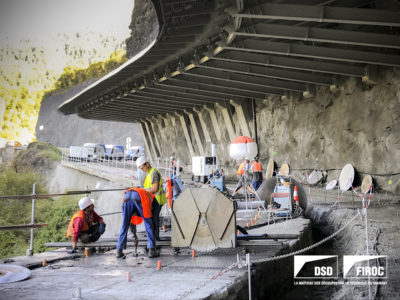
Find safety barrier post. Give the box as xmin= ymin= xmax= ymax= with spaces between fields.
xmin=246 ymin=253 xmax=252 ymax=300
xmin=26 ymin=184 xmax=36 ymax=256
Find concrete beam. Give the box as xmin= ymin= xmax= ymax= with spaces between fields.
xmin=193 ymin=107 xmax=212 ymax=143
xmin=143 ymin=120 xmax=159 ymax=160
xmin=184 ymin=109 xmax=205 ymax=155
xmin=204 ymin=104 xmax=222 ymax=141
xmin=149 ymin=117 xmax=163 ymax=158
xmin=215 ymin=101 xmax=236 ymax=142
xmin=173 ymin=112 xmax=195 ymax=157
xmin=230 ymin=99 xmax=251 ymax=137
xmin=139 ymin=121 xmax=154 ymax=162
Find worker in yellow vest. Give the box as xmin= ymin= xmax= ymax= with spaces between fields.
xmin=66 ymin=197 xmax=106 ymax=254
xmin=136 ymin=156 xmax=166 ymax=241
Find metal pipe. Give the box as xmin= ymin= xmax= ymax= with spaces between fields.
xmin=252 ymin=99 xmax=258 ymax=157
xmin=27 ymin=184 xmax=36 ymax=256
xmin=247 ymin=253 xmax=252 ymax=300
xmin=0 ymin=223 xmax=48 ymax=230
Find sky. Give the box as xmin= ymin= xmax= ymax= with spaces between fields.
xmin=0 ymin=0 xmax=134 ymax=44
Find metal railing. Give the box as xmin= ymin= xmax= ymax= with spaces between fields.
xmin=0 ymin=184 xmax=129 ymax=256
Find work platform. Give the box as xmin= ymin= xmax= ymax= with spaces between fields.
xmin=0 ymin=214 xmax=310 ymax=300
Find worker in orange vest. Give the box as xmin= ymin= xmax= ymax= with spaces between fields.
xmin=66 ymin=197 xmax=106 ymax=254
xmin=250 ymin=156 xmax=263 ymax=191
xmin=116 ymin=187 xmax=160 ymax=258
xmin=234 ymin=158 xmax=250 ymax=194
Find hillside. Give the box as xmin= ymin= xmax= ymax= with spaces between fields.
xmin=0 ymin=31 xmax=128 ymax=145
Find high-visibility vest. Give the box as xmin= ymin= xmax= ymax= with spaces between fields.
xmin=66 ymin=210 xmax=89 ymax=237
xmin=126 ymin=187 xmax=154 ymax=225
xmin=236 ymin=163 xmax=245 ymax=175
xmin=252 ymin=161 xmax=262 ymax=172
xmin=144 ymin=168 xmax=167 ymax=205
xmin=165 ymin=177 xmax=173 ymax=208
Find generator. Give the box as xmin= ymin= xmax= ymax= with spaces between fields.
xmin=192 ymin=156 xmax=218 ymax=183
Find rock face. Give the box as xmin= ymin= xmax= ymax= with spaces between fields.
xmin=146 ymin=69 xmax=400 ymax=193
xmin=36 ymin=81 xmax=143 ymax=148
xmin=125 ymin=0 xmax=158 ymax=59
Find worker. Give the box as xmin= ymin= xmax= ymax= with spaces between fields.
xmin=250 ymin=157 xmax=263 ymax=191
xmin=136 ymin=156 xmax=166 ymax=241
xmin=66 ymin=197 xmax=106 ymax=254
xmin=169 ymin=156 xmax=183 ymax=200
xmin=116 ymin=187 xmax=160 ymax=258
xmin=169 ymin=156 xmax=183 ymax=179
xmin=234 ymin=158 xmax=250 ymax=194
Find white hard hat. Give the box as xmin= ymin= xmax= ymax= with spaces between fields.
xmin=79 ymin=197 xmax=94 ymax=210
xmin=170 ymin=156 xmax=174 ymax=160
xmin=136 ymin=156 xmax=148 ymax=168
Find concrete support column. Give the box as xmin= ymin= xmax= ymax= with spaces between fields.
xmin=193 ymin=106 xmax=212 ymax=144
xmin=230 ymin=99 xmax=251 ymax=137
xmin=184 ymin=109 xmax=205 ymax=155
xmin=139 ymin=121 xmax=154 ymax=161
xmin=215 ymin=101 xmax=236 ymax=142
xmin=174 ymin=111 xmax=195 ymax=157
xmin=149 ymin=117 xmax=163 ymax=157
xmin=143 ymin=119 xmax=159 ymax=160
xmin=204 ymin=104 xmax=222 ymax=141
xmin=166 ymin=113 xmax=176 ymax=127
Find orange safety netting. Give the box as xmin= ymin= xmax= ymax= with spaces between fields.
xmin=231 ymin=136 xmax=255 ymax=144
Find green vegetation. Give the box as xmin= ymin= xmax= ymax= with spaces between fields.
xmin=13 ymin=141 xmax=62 ymax=173
xmin=44 ymin=49 xmax=127 ymax=98
xmin=0 ymin=168 xmax=78 ymax=259
xmin=1 ymin=48 xmax=127 ymax=143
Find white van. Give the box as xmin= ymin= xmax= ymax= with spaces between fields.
xmin=83 ymin=143 xmax=106 ymax=161
xmin=125 ymin=146 xmax=144 ymax=161
xmin=105 ymin=144 xmax=124 ymax=160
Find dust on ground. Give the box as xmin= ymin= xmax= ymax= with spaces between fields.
xmin=303 ymin=187 xmax=400 ymax=300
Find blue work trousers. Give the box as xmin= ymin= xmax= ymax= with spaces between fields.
xmin=252 ymin=179 xmax=262 ymax=191
xmin=117 ymin=199 xmax=155 ymax=249
xmin=153 ymin=201 xmax=161 ymax=240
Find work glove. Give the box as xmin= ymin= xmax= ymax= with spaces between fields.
xmin=99 ymin=223 xmax=106 ymax=234
xmin=68 ymin=247 xmax=77 ymax=254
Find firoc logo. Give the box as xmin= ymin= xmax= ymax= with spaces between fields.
xmin=294 ymin=255 xmax=338 ymax=279
xmin=343 ymin=255 xmax=387 ymax=278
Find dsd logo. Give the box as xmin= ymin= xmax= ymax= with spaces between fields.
xmin=343 ymin=255 xmax=387 ymax=278
xmin=294 ymin=255 xmax=338 ymax=279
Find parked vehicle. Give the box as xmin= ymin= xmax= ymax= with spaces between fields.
xmin=69 ymin=146 xmax=94 ymax=161
xmin=125 ymin=146 xmax=144 ymax=161
xmin=105 ymin=144 xmax=124 ymax=160
xmin=83 ymin=143 xmax=106 ymax=161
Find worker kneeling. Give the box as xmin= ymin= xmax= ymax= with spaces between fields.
xmin=66 ymin=197 xmax=106 ymax=254
xmin=116 ymin=187 xmax=160 ymax=258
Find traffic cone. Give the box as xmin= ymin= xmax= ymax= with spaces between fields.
xmin=192 ymin=249 xmax=196 ymax=257
xmin=251 ymin=218 xmax=254 ymax=225
xmin=294 ymin=185 xmax=299 ymax=204
xmin=157 ymin=260 xmax=162 ymax=270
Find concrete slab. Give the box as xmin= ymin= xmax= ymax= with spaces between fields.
xmin=0 ymin=217 xmax=311 ymax=300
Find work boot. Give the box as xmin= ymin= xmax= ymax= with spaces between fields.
xmin=148 ymin=248 xmax=159 ymax=258
xmin=116 ymin=249 xmax=125 ymax=258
